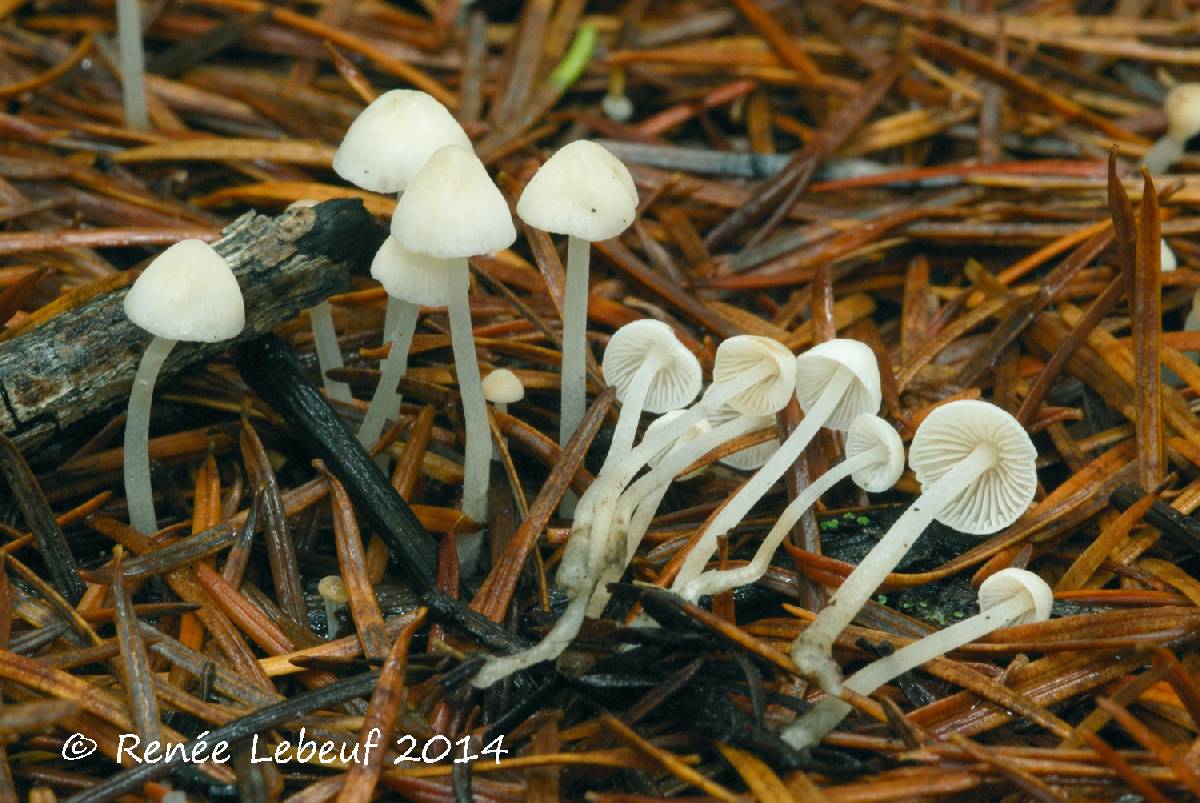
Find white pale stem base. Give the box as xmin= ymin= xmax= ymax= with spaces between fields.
xmin=782 ymin=593 xmax=1029 ymax=749
xmin=683 ymin=445 xmax=882 ymax=601
xmin=472 ymin=592 xmax=590 ymax=688
xmin=791 ymin=443 xmax=995 ymax=694
xmin=448 ymin=259 xmax=492 ymax=523
xmin=309 ymin=301 xmax=353 ymax=404
xmin=357 ymin=297 xmax=419 ymax=449
xmin=116 ymin=0 xmax=149 ymax=130
xmin=124 ymin=336 xmax=177 ymax=535
xmin=672 ymin=368 xmax=854 ymax=595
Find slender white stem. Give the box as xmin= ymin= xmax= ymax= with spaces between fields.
xmin=560 ymin=235 xmax=590 ymax=447
xmin=792 ymin=443 xmax=995 ymax=693
xmin=357 ymin=298 xmax=419 ymax=449
xmin=1143 ymin=136 xmax=1184 ymax=175
xmin=601 ymin=353 xmax=663 ymax=475
xmin=324 ymin=599 xmax=343 ymax=640
xmin=492 ymin=401 xmax=507 ymax=460
xmin=116 ymin=0 xmax=149 ymax=130
xmin=683 ymin=446 xmax=882 ymax=601
xmin=308 ymin=301 xmax=352 ymax=404
xmin=124 ymin=336 xmax=176 ymax=535
xmin=448 ymin=259 xmax=492 ymax=522
xmin=473 ymin=592 xmax=590 ymax=687
xmin=672 ymin=368 xmax=854 ymax=594
xmin=782 ymin=593 xmax=1029 ymax=749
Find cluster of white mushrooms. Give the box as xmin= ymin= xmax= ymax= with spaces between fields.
xmin=117 ymin=87 xmax=1054 ymax=753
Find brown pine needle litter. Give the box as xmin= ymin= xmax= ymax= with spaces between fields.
xmin=0 ymin=1 xmax=1197 ymax=801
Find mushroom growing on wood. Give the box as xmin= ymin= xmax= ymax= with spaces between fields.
xmin=123 ymin=240 xmax=245 ymax=534
xmin=782 ymin=568 xmax=1052 ymax=749
xmin=1144 ymin=83 xmax=1200 ymax=174
xmin=390 ymin=145 xmax=516 ymax=522
xmin=672 ymin=338 xmax=882 ymax=596
xmin=790 ymin=399 xmax=1038 ymax=693
xmin=682 ymin=413 xmax=904 ymax=602
xmin=517 ymin=140 xmax=638 ymax=458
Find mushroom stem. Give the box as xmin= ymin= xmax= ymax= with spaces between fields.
xmin=1143 ymin=136 xmax=1184 ymax=175
xmin=560 ymin=235 xmax=590 ymax=450
xmin=447 ymin=258 xmax=492 ymax=522
xmin=123 ymin=335 xmax=177 ymax=534
xmin=792 ymin=442 xmax=996 ymax=693
xmin=782 ymin=590 xmax=1032 ymax=749
xmin=683 ymin=443 xmax=885 ymax=601
xmin=672 ymin=367 xmax=855 ymax=594
xmin=309 ymin=301 xmax=352 ymax=404
xmin=473 ymin=592 xmax=590 ymax=687
xmin=357 ymin=297 xmax=420 ymax=449
xmin=602 ymin=352 xmax=664 ymax=472
xmin=116 ymin=0 xmax=149 ymax=130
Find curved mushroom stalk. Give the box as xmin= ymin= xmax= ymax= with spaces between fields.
xmin=672 ymin=340 xmax=881 ymax=595
xmin=682 ymin=415 xmax=903 ymax=602
xmin=472 ymin=593 xmax=591 ymax=688
xmin=357 ymin=297 xmax=420 ymax=450
xmin=791 ymin=400 xmax=1037 ymax=694
xmin=308 ymin=301 xmax=353 ymax=404
xmin=782 ymin=568 xmax=1052 ymax=749
xmin=124 ymin=336 xmax=177 ymax=535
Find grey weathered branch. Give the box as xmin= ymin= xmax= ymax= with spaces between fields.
xmin=0 ymin=199 xmax=387 ymax=453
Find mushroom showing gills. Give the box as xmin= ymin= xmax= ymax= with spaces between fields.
xmin=517 ymin=141 xmax=638 ymax=457
xmin=783 ymin=568 xmax=1052 ymax=749
xmin=1144 ymin=83 xmax=1200 ymax=174
xmin=599 ymin=320 xmax=702 ymax=472
xmin=708 ymin=404 xmax=779 ymax=472
xmin=673 ymin=338 xmax=882 ymax=598
xmin=356 ymin=237 xmax=451 ymax=451
xmin=390 ymin=145 xmax=516 ymax=522
xmin=482 ymin=368 xmax=524 ymax=459
xmin=329 ymin=90 xmax=471 ymax=406
xmin=683 ymin=413 xmax=904 ymax=603
xmin=123 ymin=239 xmax=245 ymax=534
xmin=791 ymin=399 xmax=1038 ymax=694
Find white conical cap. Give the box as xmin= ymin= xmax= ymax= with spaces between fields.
xmin=391 ymin=145 xmax=516 ymax=258
xmin=603 ymin=319 xmax=702 ymax=414
xmin=370 ymin=235 xmax=451 ymax=307
xmin=124 ymin=239 xmax=244 ymax=343
xmin=707 ymin=404 xmax=779 ymax=471
xmin=908 ymin=400 xmax=1037 ymax=535
xmin=482 ymin=368 xmax=524 ymax=405
xmin=645 ymin=410 xmax=712 ymax=479
xmin=978 ymin=568 xmax=1052 ymax=624
xmin=1165 ymin=83 xmax=1200 ymax=144
xmin=711 ymin=336 xmax=797 ymax=416
xmin=516 ymin=140 xmax=638 ymax=242
xmin=333 ymin=90 xmax=471 ymax=193
xmin=794 ymin=339 xmax=882 ymax=431
xmin=845 ymin=414 xmax=905 ymax=493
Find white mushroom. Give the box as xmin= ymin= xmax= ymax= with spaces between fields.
xmin=356 ymin=237 xmax=451 ymax=451
xmin=1144 ymin=83 xmax=1200 ymax=174
xmin=708 ymin=404 xmax=779 ymax=472
xmin=483 ymin=368 xmax=524 ymax=460
xmin=318 ymin=575 xmax=350 ymax=640
xmin=672 ymin=339 xmax=882 ymax=597
xmin=517 ymin=141 xmax=638 ymax=463
xmin=791 ymin=399 xmax=1038 ymax=693
xmin=782 ymin=568 xmax=1052 ymax=749
xmin=391 ymin=145 xmax=516 ymax=522
xmin=123 ymin=240 xmax=245 ymax=534
xmin=1161 ymin=239 xmax=1178 ymax=273
xmin=682 ymin=414 xmax=904 ymax=602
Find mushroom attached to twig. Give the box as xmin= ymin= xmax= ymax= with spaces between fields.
xmin=790 ymin=399 xmax=1038 ymax=693
xmin=390 ymin=145 xmax=516 ymax=522
xmin=123 ymin=240 xmax=245 ymax=534
xmin=782 ymin=568 xmax=1052 ymax=749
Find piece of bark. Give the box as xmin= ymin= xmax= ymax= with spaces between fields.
xmin=0 ymin=199 xmax=386 ymax=453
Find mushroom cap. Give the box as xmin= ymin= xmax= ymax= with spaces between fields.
xmin=332 ymin=90 xmax=471 ymax=193
xmin=844 ymin=414 xmax=905 ymax=493
xmin=711 ymin=336 xmax=798 ymax=416
xmin=645 ymin=410 xmax=712 ymax=479
xmin=602 ymin=319 xmax=702 ymax=414
xmin=978 ymin=568 xmax=1053 ymax=625
xmin=1161 ymin=239 xmax=1178 ymax=273
xmin=124 ymin=239 xmax=245 ymax=343
xmin=793 ymin=339 xmax=882 ymax=431
xmin=370 ymin=236 xmax=451 ymax=307
xmin=1165 ymin=83 xmax=1200 ymax=144
xmin=908 ymin=400 xmax=1038 ymax=535
xmin=482 ymin=368 xmax=524 ymax=404
xmin=707 ymin=404 xmax=779 ymax=471
xmin=390 ymin=145 xmax=516 ymax=258
xmin=516 ymin=140 xmax=638 ymax=241
xmin=317 ymin=575 xmax=349 ymax=604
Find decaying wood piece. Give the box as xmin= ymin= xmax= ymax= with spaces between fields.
xmin=0 ymin=199 xmax=385 ymax=453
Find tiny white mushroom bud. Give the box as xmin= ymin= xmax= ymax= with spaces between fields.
xmin=318 ymin=575 xmax=350 ymax=640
